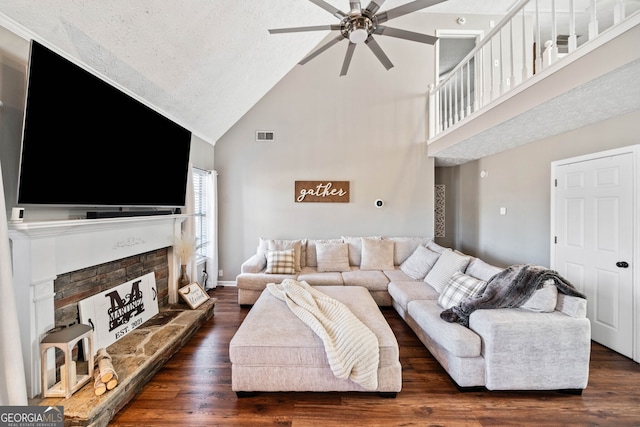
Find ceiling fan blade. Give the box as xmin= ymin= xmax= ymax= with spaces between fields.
xmin=364 ymin=0 xmax=386 ymax=15
xmin=308 ymin=0 xmax=347 ymax=19
xmin=340 ymin=42 xmax=357 ymax=76
xmin=374 ymin=26 xmax=437 ymax=44
xmin=269 ymin=24 xmax=341 ymax=34
xmin=364 ymin=36 xmax=393 ymax=70
xmin=299 ymin=34 xmax=346 ymax=65
xmin=376 ymin=0 xmax=448 ymax=24
xmin=350 ymin=1 xmax=362 ymax=13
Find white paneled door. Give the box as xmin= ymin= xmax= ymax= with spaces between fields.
xmin=553 ymin=150 xmax=634 ymax=358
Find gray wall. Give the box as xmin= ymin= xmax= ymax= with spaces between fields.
xmin=212 ymin=14 xmax=491 ymax=280
xmin=436 ymin=110 xmax=640 ymax=267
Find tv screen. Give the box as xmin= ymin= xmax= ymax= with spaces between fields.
xmin=17 ymin=41 xmax=192 ymax=208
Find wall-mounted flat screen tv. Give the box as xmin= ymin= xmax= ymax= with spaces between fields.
xmin=17 ymin=41 xmax=192 ymax=208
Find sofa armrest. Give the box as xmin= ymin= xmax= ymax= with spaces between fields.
xmin=555 ymin=294 xmax=587 ymax=318
xmin=469 ymin=308 xmax=591 ymax=391
xmin=241 ymin=254 xmax=266 ymax=274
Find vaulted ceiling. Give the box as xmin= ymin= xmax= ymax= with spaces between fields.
xmin=0 ymin=0 xmax=518 ymax=145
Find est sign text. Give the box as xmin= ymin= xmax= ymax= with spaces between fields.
xmin=295 ymin=181 xmax=350 ymax=203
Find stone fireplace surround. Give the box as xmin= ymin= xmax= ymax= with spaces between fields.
xmin=8 ymin=214 xmax=187 ymax=398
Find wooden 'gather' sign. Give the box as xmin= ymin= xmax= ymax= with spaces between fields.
xmin=295 ymin=181 xmax=349 ymax=203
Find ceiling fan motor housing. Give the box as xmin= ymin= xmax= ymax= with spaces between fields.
xmin=344 ymin=14 xmax=375 ymax=44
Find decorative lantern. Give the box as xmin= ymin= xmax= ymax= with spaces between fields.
xmin=40 ymin=324 xmax=94 ymax=398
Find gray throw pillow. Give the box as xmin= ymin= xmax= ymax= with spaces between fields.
xmin=399 ymin=245 xmax=441 ymax=280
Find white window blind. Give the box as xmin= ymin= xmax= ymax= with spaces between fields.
xmin=192 ymin=168 xmax=209 ymax=260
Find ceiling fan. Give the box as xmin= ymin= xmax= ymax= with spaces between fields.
xmin=269 ymin=0 xmax=447 ymax=76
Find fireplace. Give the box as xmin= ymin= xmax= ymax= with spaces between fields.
xmin=8 ymin=215 xmax=187 ymax=398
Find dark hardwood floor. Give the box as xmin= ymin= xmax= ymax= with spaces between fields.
xmin=109 ymin=286 xmax=640 ymax=426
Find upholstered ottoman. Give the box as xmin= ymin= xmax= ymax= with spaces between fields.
xmin=229 ymin=286 xmax=402 ymax=396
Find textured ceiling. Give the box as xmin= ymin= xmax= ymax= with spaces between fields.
xmin=0 ymin=0 xmax=517 ymax=145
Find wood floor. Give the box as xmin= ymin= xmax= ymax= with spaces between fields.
xmin=109 ymin=286 xmax=640 ymax=427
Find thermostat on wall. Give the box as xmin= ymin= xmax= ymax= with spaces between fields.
xmin=375 ymin=199 xmax=384 ymax=208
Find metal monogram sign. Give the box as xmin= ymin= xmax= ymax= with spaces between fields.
xmin=295 ymin=181 xmax=350 ymax=203
xmin=79 ymin=272 xmax=159 ymax=350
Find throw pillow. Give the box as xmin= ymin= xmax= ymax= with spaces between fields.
xmin=426 ymin=240 xmax=447 ymax=254
xmin=306 ymin=239 xmax=343 ymax=267
xmin=424 ymin=249 xmax=472 ymax=293
xmin=465 ymin=258 xmax=504 ymax=281
xmin=520 ymin=281 xmax=558 ymax=312
xmin=265 ymin=249 xmax=296 ymax=274
xmin=268 ymin=239 xmax=305 ymax=272
xmin=342 ymin=236 xmax=381 ymax=266
xmin=399 ymin=245 xmax=441 ymax=280
xmin=385 ymin=237 xmax=432 ymax=265
xmin=316 ymin=242 xmax=351 ymax=272
xmin=360 ymin=238 xmax=395 ymax=270
xmin=438 ymin=271 xmax=486 ymax=309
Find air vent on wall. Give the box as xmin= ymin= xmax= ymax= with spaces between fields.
xmin=256 ymin=131 xmax=275 ymax=142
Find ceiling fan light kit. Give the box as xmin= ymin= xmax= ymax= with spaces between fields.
xmin=269 ymin=0 xmax=447 ymax=76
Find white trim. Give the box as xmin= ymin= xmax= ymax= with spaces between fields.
xmin=550 ymin=144 xmax=640 ymax=363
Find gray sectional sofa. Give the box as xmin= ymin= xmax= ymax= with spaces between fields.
xmin=236 ymin=236 xmax=591 ymax=392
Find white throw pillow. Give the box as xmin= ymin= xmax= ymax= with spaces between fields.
xmin=399 ymin=245 xmax=441 ymax=280
xmin=316 ymin=242 xmax=351 ymax=272
xmin=306 ymin=239 xmax=342 ymax=267
xmin=360 ymin=238 xmax=395 ymax=270
xmin=465 ymin=258 xmax=504 ymax=281
xmin=438 ymin=271 xmax=486 ymax=309
xmin=424 ymin=249 xmax=472 ymax=293
xmin=265 ymin=249 xmax=296 ymax=274
xmin=521 ymin=281 xmax=558 ymax=312
xmin=384 ymin=237 xmax=432 ymax=265
xmin=342 ymin=236 xmax=381 ymax=266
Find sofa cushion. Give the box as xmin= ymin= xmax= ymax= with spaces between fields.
xmin=306 ymin=239 xmax=342 ymax=267
xmin=424 ymin=249 xmax=472 ymax=293
xmin=384 ymin=237 xmax=432 ymax=265
xmin=399 ymin=245 xmax=441 ymax=280
xmin=265 ymin=249 xmax=296 ymax=274
xmin=383 ymin=269 xmax=417 ymax=283
xmin=388 ymin=281 xmax=439 ymax=313
xmin=342 ymin=269 xmax=389 ymax=291
xmin=316 ymin=242 xmax=351 ymax=272
xmin=297 ymin=267 xmax=344 ymax=286
xmin=438 ymin=271 xmax=486 ymax=309
xmin=268 ymin=239 xmax=306 ymax=272
xmin=361 ymin=238 xmax=395 ymax=270
xmin=408 ymin=299 xmax=482 ymax=358
xmin=465 ymin=258 xmax=503 ymax=281
xmin=520 ymin=281 xmax=558 ymax=312
xmin=341 ymin=236 xmax=382 ymax=266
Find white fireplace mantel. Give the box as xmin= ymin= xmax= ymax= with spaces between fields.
xmin=8 ymin=214 xmax=187 ymax=398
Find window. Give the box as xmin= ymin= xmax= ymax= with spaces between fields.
xmin=192 ymin=168 xmax=210 ymax=260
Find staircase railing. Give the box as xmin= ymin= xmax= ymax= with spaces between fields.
xmin=428 ymin=0 xmax=639 ymax=140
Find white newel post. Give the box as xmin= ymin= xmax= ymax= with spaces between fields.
xmin=8 ymin=215 xmax=187 ymax=398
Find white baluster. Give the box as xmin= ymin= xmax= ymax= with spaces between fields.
xmin=569 ymin=0 xmax=577 ymax=52
xmin=466 ymin=61 xmax=472 ymax=116
xmin=454 ymin=72 xmax=459 ymax=123
xmin=543 ymin=40 xmax=554 ymax=69
xmin=522 ymin=8 xmax=529 ymax=82
xmin=588 ymin=0 xmax=598 ymax=40
xmin=534 ymin=0 xmax=542 ymax=74
xmin=551 ymin=0 xmax=558 ymax=63
xmin=613 ymin=0 xmax=625 ymax=25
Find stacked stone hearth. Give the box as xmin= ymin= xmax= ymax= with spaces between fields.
xmin=30 ymin=249 xmax=217 ymax=426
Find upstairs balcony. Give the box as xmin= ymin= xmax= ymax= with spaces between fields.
xmin=427 ymin=0 xmax=640 ymax=166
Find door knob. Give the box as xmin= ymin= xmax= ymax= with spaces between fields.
xmin=616 ymin=261 xmax=629 ymax=268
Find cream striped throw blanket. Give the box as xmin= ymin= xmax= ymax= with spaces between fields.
xmin=267 ymin=279 xmax=380 ymax=390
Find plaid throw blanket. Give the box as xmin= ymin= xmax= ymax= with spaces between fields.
xmin=440 ymin=264 xmax=586 ymax=327
xmin=267 ymin=279 xmax=380 ymax=390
